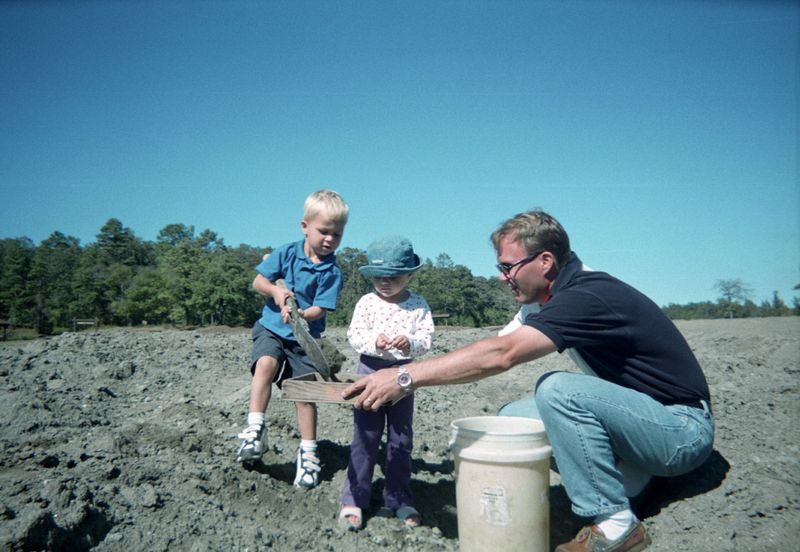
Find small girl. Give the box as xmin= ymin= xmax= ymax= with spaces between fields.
xmin=338 ymin=236 xmax=435 ymax=531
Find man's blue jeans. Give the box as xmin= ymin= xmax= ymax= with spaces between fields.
xmin=498 ymin=371 xmax=715 ymax=518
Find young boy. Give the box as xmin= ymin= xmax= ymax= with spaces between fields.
xmin=237 ymin=189 xmax=349 ymax=490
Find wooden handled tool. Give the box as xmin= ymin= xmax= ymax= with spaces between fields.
xmin=276 ymin=279 xmax=331 ymax=381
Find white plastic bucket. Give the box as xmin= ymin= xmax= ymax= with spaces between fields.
xmin=450 ymin=416 xmax=551 ymax=552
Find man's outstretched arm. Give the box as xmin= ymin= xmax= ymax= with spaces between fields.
xmin=342 ymin=325 xmax=557 ymax=411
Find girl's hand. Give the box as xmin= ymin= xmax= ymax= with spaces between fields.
xmin=376 ymin=334 xmax=392 ymax=350
xmin=390 ymin=335 xmax=410 ymax=354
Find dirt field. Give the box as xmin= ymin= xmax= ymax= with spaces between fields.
xmin=1 ymin=317 xmax=798 ymax=551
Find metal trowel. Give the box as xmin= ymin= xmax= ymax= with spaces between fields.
xmin=276 ymin=280 xmax=331 ymax=381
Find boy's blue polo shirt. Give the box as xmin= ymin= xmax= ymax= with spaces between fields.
xmin=256 ymin=240 xmax=342 ymax=340
xmin=524 ymin=253 xmax=711 ymax=407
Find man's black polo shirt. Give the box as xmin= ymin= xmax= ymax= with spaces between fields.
xmin=524 ymin=253 xmax=710 ymax=406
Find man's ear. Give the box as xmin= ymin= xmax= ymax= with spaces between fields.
xmin=540 ymin=251 xmax=558 ymax=275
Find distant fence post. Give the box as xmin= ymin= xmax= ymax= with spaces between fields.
xmin=432 ymin=313 xmax=450 ymax=326
xmin=72 ymin=318 xmax=100 ymax=332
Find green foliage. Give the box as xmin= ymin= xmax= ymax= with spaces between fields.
xmin=714 ymin=278 xmax=753 ymax=304
xmin=1 ymin=221 xmax=798 ymax=335
xmin=330 ymin=252 xmax=518 ymax=328
xmin=663 ymin=293 xmax=799 ymax=320
xmin=0 ymin=237 xmax=36 ymax=327
xmin=113 ymin=266 xmax=171 ymax=324
xmin=70 ymin=245 xmax=106 ymax=321
xmin=663 ymin=279 xmax=799 ymax=320
xmin=31 ymin=232 xmax=82 ymax=328
xmin=327 ymin=247 xmax=371 ymax=326
xmin=411 ymin=261 xmax=490 ymax=326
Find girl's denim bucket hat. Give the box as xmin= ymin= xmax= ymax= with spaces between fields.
xmin=358 ymin=236 xmax=422 ymax=278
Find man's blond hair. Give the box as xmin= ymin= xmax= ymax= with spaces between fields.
xmin=491 ymin=209 xmax=571 ymax=269
xmin=303 ymin=189 xmax=349 ymax=223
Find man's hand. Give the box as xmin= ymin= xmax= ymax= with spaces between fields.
xmin=341 ymin=368 xmax=404 ymax=411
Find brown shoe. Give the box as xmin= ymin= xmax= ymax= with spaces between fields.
xmin=555 ymin=521 xmax=651 ymax=552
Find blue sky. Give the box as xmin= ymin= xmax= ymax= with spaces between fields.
xmin=1 ymin=0 xmax=797 ymax=308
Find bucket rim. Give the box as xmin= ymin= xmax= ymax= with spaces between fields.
xmin=451 ymin=415 xmax=546 ymax=437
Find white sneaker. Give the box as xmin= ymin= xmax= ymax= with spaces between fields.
xmin=236 ymin=424 xmax=266 ymax=463
xmin=293 ymin=447 xmax=321 ymax=489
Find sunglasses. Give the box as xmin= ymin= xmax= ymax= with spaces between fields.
xmin=496 ymin=251 xmax=543 ymax=277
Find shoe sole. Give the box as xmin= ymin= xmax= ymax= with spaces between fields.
xmin=237 ymin=455 xmax=263 ymax=465
xmin=293 ymin=480 xmax=318 ymax=490
xmin=337 ymin=516 xmax=362 ymax=531
xmin=236 ymin=446 xmax=265 ymax=464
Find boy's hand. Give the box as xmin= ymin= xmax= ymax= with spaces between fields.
xmin=274 ymin=286 xmax=293 ymax=307
xmin=275 ymin=288 xmax=294 ymax=323
xmin=280 ymin=304 xmax=292 ymax=324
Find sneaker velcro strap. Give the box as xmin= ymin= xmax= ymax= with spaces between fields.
xmin=238 ymin=424 xmax=263 ymax=441
xmin=300 ymin=451 xmax=321 ymax=473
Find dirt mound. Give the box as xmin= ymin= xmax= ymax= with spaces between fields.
xmin=1 ymin=318 xmax=798 ymax=551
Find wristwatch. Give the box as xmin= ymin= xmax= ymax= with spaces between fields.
xmin=396 ymin=367 xmax=413 ymax=394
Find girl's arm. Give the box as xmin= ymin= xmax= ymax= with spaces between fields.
xmin=346 ymin=296 xmax=381 ymax=355
xmin=407 ymin=302 xmax=435 ymax=357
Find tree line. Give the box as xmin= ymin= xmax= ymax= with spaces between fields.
xmin=662 ymin=278 xmax=799 ymax=320
xmin=1 ymin=220 xmax=796 ymax=335
xmin=0 ymin=219 xmax=518 ymax=335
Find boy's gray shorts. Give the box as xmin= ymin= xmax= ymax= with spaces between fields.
xmin=250 ymin=322 xmax=319 ymax=387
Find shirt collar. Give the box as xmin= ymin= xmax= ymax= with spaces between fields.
xmin=549 ymin=252 xmax=582 ymax=296
xmin=295 ymin=239 xmax=336 ymax=270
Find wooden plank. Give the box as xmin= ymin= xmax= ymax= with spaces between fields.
xmin=282 ymin=375 xmax=359 ymax=404
xmin=72 ymin=318 xmax=99 ymax=331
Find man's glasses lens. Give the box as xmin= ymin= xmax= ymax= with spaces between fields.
xmin=496 ymin=251 xmax=542 ymax=276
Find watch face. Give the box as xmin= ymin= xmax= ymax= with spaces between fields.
xmin=397 ymin=370 xmax=412 ymax=388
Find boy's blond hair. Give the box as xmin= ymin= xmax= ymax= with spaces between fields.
xmin=303 ymin=189 xmax=349 ymax=223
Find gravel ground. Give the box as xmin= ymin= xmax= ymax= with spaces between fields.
xmin=1 ymin=317 xmax=798 ymax=551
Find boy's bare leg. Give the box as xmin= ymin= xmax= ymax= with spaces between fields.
xmin=237 ymin=356 xmax=279 ymax=463
xmin=294 ymin=401 xmax=321 ymax=489
xmin=249 ymin=355 xmax=280 ymax=412
xmin=295 ymin=401 xmax=317 ymax=440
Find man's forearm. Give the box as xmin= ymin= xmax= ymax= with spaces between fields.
xmin=341 ymin=326 xmax=557 ymax=409
xmin=410 ymin=336 xmax=514 ymax=387
xmin=409 ymin=328 xmax=556 ymax=388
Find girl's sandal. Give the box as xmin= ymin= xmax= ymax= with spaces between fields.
xmin=396 ymin=505 xmax=421 ymax=528
xmin=338 ymin=505 xmax=363 ymax=532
